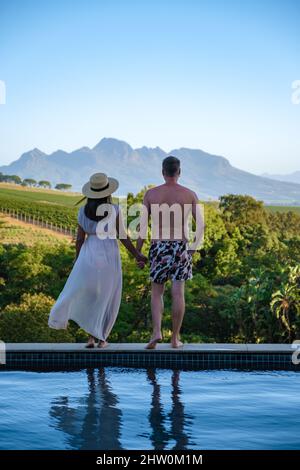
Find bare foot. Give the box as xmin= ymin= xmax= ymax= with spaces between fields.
xmin=145 ymin=336 xmax=162 ymax=350
xmin=85 ymin=337 xmax=95 ymax=348
xmin=97 ymin=340 xmax=109 ymax=349
xmin=171 ymin=338 xmax=183 ymax=349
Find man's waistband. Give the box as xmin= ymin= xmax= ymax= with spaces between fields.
xmin=150 ymin=239 xmax=188 ymax=245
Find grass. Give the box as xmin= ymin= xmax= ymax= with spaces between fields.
xmin=0 ymin=183 xmax=82 ymax=207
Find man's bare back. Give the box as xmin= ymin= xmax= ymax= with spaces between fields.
xmin=144 ymin=182 xmax=198 ymax=241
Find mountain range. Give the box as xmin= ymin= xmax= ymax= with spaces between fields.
xmin=1 ymin=137 xmax=300 ymax=203
xmin=261 ymin=171 xmax=300 ymax=185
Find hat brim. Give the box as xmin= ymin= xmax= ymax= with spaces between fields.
xmin=81 ymin=177 xmax=119 ymax=199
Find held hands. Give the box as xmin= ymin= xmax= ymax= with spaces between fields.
xmin=136 ymin=251 xmax=148 ymax=269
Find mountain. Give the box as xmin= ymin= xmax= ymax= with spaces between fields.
xmin=261 ymin=171 xmax=300 ymax=185
xmin=1 ymin=137 xmax=300 ymax=203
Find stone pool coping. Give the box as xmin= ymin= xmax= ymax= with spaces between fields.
xmin=4 ymin=343 xmax=295 ymax=353
xmin=1 ymin=343 xmax=298 ymax=371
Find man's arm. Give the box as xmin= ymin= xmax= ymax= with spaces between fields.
xmin=189 ymin=192 xmax=205 ymax=253
xmin=136 ymin=191 xmax=150 ymax=253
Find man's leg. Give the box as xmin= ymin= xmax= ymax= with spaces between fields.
xmin=146 ymin=282 xmax=165 ymax=349
xmin=171 ymin=280 xmax=185 ymax=348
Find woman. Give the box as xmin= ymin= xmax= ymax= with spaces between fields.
xmin=48 ymin=172 xmax=146 ymax=348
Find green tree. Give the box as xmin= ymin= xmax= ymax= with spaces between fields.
xmin=55 ymin=183 xmax=72 ymax=191
xmin=38 ymin=180 xmax=52 ymax=189
xmin=219 ymin=194 xmax=266 ymax=227
xmin=22 ymin=178 xmax=37 ymax=187
xmin=271 ymin=266 xmax=300 ymax=341
xmin=0 ymin=173 xmax=22 ymax=184
xmin=194 ymin=203 xmax=242 ymax=283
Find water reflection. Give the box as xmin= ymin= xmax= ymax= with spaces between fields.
xmin=147 ymin=369 xmax=191 ymax=450
xmin=50 ymin=369 xmax=122 ymax=449
xmin=50 ymin=368 xmax=192 ymax=450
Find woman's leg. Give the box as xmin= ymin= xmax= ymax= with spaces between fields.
xmin=86 ymin=335 xmax=95 ymax=348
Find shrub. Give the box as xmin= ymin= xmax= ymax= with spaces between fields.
xmin=0 ymin=293 xmax=75 ymax=343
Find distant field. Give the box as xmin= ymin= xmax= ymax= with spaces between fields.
xmin=0 ymin=182 xmax=82 ymax=207
xmin=265 ymin=205 xmax=300 ymax=214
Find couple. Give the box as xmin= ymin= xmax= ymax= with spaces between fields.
xmin=48 ymin=156 xmax=203 ymax=349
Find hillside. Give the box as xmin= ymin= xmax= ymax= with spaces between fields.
xmin=262 ymin=171 xmax=300 ymax=185
xmin=1 ymin=138 xmax=300 ymax=203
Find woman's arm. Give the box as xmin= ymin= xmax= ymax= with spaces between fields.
xmin=116 ymin=209 xmax=147 ymax=263
xmin=75 ymin=224 xmax=86 ymax=259
xmin=120 ymin=237 xmax=144 ymax=260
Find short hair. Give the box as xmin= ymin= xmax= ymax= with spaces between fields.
xmin=162 ymin=156 xmax=181 ymax=177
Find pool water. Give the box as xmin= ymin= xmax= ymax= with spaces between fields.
xmin=0 ymin=368 xmax=299 ymax=450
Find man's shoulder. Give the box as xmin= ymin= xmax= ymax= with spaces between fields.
xmin=177 ymin=184 xmax=198 ymax=200
xmin=144 ymin=183 xmax=198 ymax=202
xmin=144 ymin=185 xmax=164 ymax=198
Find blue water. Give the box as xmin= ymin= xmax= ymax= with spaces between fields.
xmin=0 ymin=368 xmax=299 ymax=450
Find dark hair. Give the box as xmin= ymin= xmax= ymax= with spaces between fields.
xmin=162 ymin=156 xmax=181 ymax=177
xmin=84 ymin=196 xmax=112 ymax=221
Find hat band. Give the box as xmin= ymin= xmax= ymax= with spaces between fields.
xmin=90 ymin=183 xmax=109 ymax=192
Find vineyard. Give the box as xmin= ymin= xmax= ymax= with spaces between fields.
xmin=0 ymin=213 xmax=73 ymax=245
xmin=0 ymin=184 xmax=81 ymax=231
xmin=0 ymin=194 xmax=78 ymax=230
xmin=1 ymin=183 xmax=300 ymax=239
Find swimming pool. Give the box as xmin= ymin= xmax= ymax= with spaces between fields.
xmin=0 ymin=368 xmax=299 ymax=450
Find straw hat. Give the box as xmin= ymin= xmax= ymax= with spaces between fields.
xmin=81 ymin=173 xmax=119 ymax=199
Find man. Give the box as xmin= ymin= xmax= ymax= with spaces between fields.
xmin=137 ymin=156 xmax=204 ymax=349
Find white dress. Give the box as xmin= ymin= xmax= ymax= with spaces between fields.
xmin=48 ymin=204 xmax=122 ymax=340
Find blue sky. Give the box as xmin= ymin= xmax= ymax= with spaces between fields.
xmin=0 ymin=0 xmax=299 ymax=173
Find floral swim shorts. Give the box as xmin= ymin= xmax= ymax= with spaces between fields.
xmin=149 ymin=240 xmax=193 ymax=284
